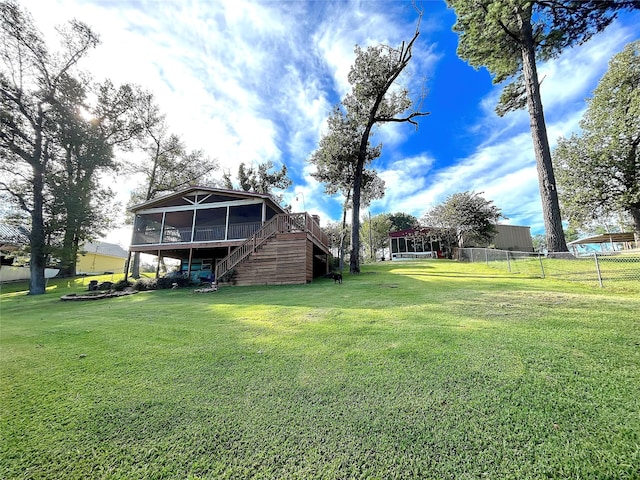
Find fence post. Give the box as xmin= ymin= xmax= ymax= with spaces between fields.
xmin=506 ymin=251 xmax=511 ymax=273
xmin=594 ymin=252 xmax=603 ymax=288
xmin=485 ymin=248 xmax=489 ymax=265
xmin=538 ymin=254 xmax=545 ymax=279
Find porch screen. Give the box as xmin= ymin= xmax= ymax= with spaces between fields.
xmin=228 ymin=204 xmax=262 ymax=239
xmin=133 ymin=213 xmax=162 ymax=245
xmin=194 ymin=208 xmax=226 ymax=241
xmin=163 ymin=211 xmax=194 ymax=243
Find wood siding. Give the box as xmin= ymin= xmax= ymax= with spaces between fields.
xmin=232 ymin=232 xmax=312 ymax=286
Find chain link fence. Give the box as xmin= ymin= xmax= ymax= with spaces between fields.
xmin=457 ymin=248 xmax=640 ymax=288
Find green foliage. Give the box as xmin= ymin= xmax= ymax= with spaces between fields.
xmin=236 ymin=160 xmax=291 ymax=195
xmin=132 ymin=277 xmax=157 ymax=291
xmin=111 ymin=278 xmax=133 ymax=291
xmin=445 ymin=0 xmax=638 ymax=252
xmin=309 ymin=106 xmax=384 ymax=205
xmin=424 ymin=191 xmax=505 ymax=248
xmin=554 ymin=40 xmax=640 ymax=233
xmin=532 ymin=233 xmax=547 ymax=253
xmin=323 ymin=221 xmax=350 ymax=251
xmin=360 ymin=213 xmax=393 ymax=262
xmin=447 ymin=0 xmax=630 ymax=112
xmin=309 ymin=18 xmax=428 ymax=273
xmin=0 ymin=1 xmax=100 ymax=293
xmin=1 ymin=262 xmax=639 ymax=477
xmin=387 ymin=212 xmax=419 ymax=231
xmin=128 ymin=98 xmax=219 ymax=206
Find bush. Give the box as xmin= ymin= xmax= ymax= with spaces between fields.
xmin=156 ymin=276 xmax=195 ymax=289
xmin=133 ymin=277 xmax=157 ymax=291
xmin=97 ymin=281 xmax=113 ymax=291
xmin=112 ymin=279 xmax=133 ymax=291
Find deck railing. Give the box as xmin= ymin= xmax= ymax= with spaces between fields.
xmin=215 ymin=212 xmax=328 ymax=283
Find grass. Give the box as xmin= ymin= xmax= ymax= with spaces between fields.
xmin=485 ymin=254 xmax=640 ymax=290
xmin=1 ymin=261 xmax=639 ymax=479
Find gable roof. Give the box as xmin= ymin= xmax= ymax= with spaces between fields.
xmin=0 ymin=223 xmax=30 ymax=250
xmin=129 ymin=186 xmax=285 ymax=212
xmin=80 ymin=241 xmax=129 ymax=259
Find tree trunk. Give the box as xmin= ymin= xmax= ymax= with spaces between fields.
xmin=29 ymin=162 xmax=47 ymax=294
xmin=131 ymin=251 xmax=141 ymax=278
xmin=518 ymin=9 xmax=569 ymax=253
xmin=339 ymin=189 xmax=351 ymax=272
xmin=630 ymin=206 xmax=640 ymax=239
xmin=349 ymin=154 xmax=365 ymax=274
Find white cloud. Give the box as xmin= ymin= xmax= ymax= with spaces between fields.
xmin=13 ymin=0 xmax=638 ymax=243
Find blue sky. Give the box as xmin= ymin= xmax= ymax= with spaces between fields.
xmin=22 ymin=0 xmax=640 ymax=245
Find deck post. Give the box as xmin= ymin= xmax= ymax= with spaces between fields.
xmin=155 ymin=250 xmax=161 ymax=278
xmin=187 ymin=248 xmax=193 ymax=280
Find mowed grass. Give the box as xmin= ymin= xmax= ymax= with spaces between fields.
xmin=1 ymin=261 xmax=639 ymax=479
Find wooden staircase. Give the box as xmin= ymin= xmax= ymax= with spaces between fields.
xmin=214 ymin=212 xmax=327 ymax=285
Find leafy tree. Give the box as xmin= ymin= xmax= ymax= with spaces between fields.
xmin=0 ymin=0 xmax=99 ymax=293
xmin=532 ymin=233 xmax=546 ymax=253
xmin=387 ymin=212 xmax=419 ymax=232
xmin=360 ymin=213 xmax=392 ymax=262
xmin=46 ymin=76 xmax=147 ymax=277
xmin=446 ymin=0 xmax=639 ymax=253
xmin=129 ymin=96 xmax=218 ymax=204
xmin=128 ymin=96 xmax=219 ymax=277
xmin=236 ymin=160 xmax=291 ymax=195
xmin=553 ymin=40 xmax=640 ymax=238
xmin=323 ymin=220 xmax=351 ymax=260
xmin=309 ymin=106 xmax=385 ymax=270
xmin=46 ymin=77 xmax=113 ymax=277
xmin=311 ymin=16 xmax=429 ymax=273
xmin=423 ymin=191 xmax=505 ymax=249
xmin=359 ymin=212 xmax=419 ymax=262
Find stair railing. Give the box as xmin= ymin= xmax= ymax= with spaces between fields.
xmin=214 ymin=212 xmax=329 ymax=284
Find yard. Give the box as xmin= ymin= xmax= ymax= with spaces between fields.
xmin=1 ymin=260 xmax=639 ymax=479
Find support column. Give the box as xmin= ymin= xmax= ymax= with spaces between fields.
xmin=124 ymin=250 xmax=132 ymax=281
xmin=187 ymin=248 xmax=194 ymax=280
xmin=155 ymin=250 xmax=162 ymax=279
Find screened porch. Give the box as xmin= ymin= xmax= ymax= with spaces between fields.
xmin=132 ymin=202 xmax=274 ymax=246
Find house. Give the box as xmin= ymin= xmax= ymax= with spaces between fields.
xmin=388 ymin=224 xmax=534 ymax=260
xmin=476 ymin=224 xmax=534 ymax=252
xmin=0 ymin=223 xmax=60 ymax=282
xmin=389 ymin=228 xmax=445 ymax=260
xmin=0 ymin=223 xmax=30 ymax=257
xmin=77 ymin=241 xmax=129 ymax=275
xmin=127 ymin=186 xmax=331 ymax=286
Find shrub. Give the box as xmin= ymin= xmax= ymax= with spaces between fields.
xmin=133 ymin=278 xmax=157 ymax=291
xmin=156 ymin=276 xmax=195 ymax=289
xmin=112 ymin=279 xmax=133 ymax=291
xmin=97 ymin=281 xmax=113 ymax=291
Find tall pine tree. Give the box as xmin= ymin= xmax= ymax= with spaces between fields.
xmin=447 ymin=0 xmax=639 ymax=253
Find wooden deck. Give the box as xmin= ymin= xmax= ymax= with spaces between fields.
xmin=231 ymin=232 xmax=312 ymax=286
xmin=215 ymin=213 xmax=330 ymax=286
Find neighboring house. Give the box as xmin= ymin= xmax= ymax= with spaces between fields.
xmin=389 ymin=228 xmax=444 ymax=260
xmin=0 ymin=223 xmax=30 ymax=257
xmin=0 ymin=223 xmax=60 ymax=282
xmin=128 ymin=186 xmax=331 ymax=286
xmin=389 ymin=224 xmax=534 ymax=260
xmin=77 ymin=241 xmax=129 ymax=275
xmin=473 ymin=224 xmax=534 ymax=252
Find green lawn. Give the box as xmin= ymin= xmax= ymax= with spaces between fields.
xmin=1 ymin=261 xmax=639 ymax=479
